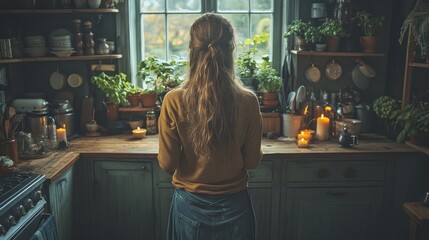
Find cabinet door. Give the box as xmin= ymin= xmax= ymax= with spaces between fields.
xmin=158 ymin=187 xmax=174 ymax=240
xmin=49 ymin=166 xmax=73 ymax=240
xmin=285 ymin=187 xmax=383 ymax=240
xmin=93 ymin=161 xmax=154 ymax=240
xmin=248 ymin=187 xmax=273 ymax=240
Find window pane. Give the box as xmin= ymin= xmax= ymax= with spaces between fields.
xmin=251 ymin=0 xmax=272 ymax=11
xmin=251 ymin=14 xmax=272 ymax=57
xmin=167 ymin=14 xmax=199 ymax=59
xmin=218 ymin=0 xmax=249 ymax=11
xmin=141 ymin=0 xmax=165 ymax=12
xmin=223 ymin=14 xmax=249 ymax=47
xmin=167 ymin=0 xmax=200 ymax=12
xmin=142 ymin=14 xmax=166 ymax=59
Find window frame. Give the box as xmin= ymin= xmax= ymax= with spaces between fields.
xmin=124 ymin=0 xmax=286 ymax=85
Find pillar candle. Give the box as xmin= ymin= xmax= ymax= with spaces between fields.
xmin=56 ymin=126 xmax=67 ymax=143
xmin=316 ymin=114 xmax=330 ymax=140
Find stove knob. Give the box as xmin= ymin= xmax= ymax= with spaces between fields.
xmin=25 ymin=199 xmax=35 ymax=210
xmin=0 ymin=224 xmax=5 ymax=235
xmin=7 ymin=215 xmax=16 ymax=227
xmin=34 ymin=190 xmax=43 ymax=202
xmin=17 ymin=205 xmax=26 ymax=217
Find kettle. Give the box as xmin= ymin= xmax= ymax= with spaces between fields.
xmin=338 ymin=127 xmax=358 ymax=148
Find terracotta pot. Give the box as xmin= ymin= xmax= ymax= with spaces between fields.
xmin=359 ymin=36 xmax=379 ymax=53
xmin=105 ymin=103 xmax=119 ymax=121
xmin=127 ymin=94 xmax=141 ymax=107
xmin=262 ymin=92 xmax=279 ymax=107
xmin=325 ymin=36 xmax=341 ymax=52
xmin=0 ymin=138 xmax=19 ymax=163
xmin=141 ymin=93 xmax=157 ymax=108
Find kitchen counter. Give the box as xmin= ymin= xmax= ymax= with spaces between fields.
xmin=16 ymin=133 xmax=419 ymax=181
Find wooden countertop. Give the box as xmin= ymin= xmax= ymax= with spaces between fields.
xmin=16 ymin=133 xmax=419 ymax=181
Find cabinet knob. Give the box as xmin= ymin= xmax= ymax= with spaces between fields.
xmin=16 ymin=205 xmax=26 ymax=217
xmin=317 ymin=168 xmax=329 ymax=179
xmin=34 ymin=190 xmax=43 ymax=203
xmin=344 ymin=168 xmax=357 ymax=179
xmin=25 ymin=199 xmax=34 ymax=210
xmin=7 ymin=215 xmax=16 ymax=227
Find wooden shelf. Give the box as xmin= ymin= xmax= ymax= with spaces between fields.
xmin=0 ymin=9 xmax=119 ymax=14
xmin=290 ymin=50 xmax=385 ymax=57
xmin=405 ymin=140 xmax=429 ymax=155
xmin=409 ymin=62 xmax=429 ymax=68
xmin=119 ymin=107 xmax=159 ymax=112
xmin=0 ymin=54 xmax=122 ymax=63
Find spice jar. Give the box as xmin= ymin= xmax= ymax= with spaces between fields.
xmin=146 ymin=110 xmax=157 ymax=135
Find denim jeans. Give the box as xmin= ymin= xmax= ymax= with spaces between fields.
xmin=166 ymin=188 xmax=256 ymax=240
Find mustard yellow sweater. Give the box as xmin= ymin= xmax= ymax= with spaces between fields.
xmin=157 ymin=88 xmax=263 ymax=195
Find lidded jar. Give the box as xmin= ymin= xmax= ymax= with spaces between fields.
xmin=146 ymin=110 xmax=157 ymax=135
xmin=95 ymin=38 xmax=110 ymax=55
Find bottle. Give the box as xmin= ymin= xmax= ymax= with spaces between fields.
xmin=304 ymin=88 xmax=317 ymax=130
xmin=146 ymin=110 xmax=157 ymax=135
xmin=83 ymin=21 xmax=95 ymax=55
xmin=73 ymin=19 xmax=84 ymax=56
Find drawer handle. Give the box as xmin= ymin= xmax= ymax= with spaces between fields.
xmin=326 ymin=190 xmax=348 ymax=197
xmin=344 ymin=168 xmax=357 ymax=179
xmin=317 ymin=168 xmax=329 ymax=179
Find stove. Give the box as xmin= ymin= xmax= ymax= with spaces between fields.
xmin=0 ymin=171 xmax=46 ymax=240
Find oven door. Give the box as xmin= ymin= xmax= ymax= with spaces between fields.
xmin=4 ymin=198 xmax=56 ymax=240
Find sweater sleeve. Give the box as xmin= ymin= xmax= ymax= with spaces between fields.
xmin=242 ymin=94 xmax=263 ymax=169
xmin=157 ymin=93 xmax=181 ymax=175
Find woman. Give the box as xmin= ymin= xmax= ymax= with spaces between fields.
xmin=158 ymin=13 xmax=262 ymax=240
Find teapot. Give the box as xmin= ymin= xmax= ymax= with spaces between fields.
xmin=338 ymin=127 xmax=358 ymax=148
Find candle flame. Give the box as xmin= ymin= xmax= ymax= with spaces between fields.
xmin=63 ymin=124 xmax=66 ymax=128
xmin=137 ymin=127 xmax=140 ymax=130
xmin=325 ymin=106 xmax=332 ymax=112
xmin=321 ymin=114 xmax=324 ymax=118
xmin=300 ymin=138 xmax=305 ymax=141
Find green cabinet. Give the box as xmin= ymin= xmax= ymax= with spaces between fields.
xmin=281 ymin=159 xmax=388 ymax=240
xmin=48 ymin=166 xmax=74 ymax=240
xmin=153 ymin=160 xmax=281 ymax=240
xmin=92 ymin=160 xmax=154 ymax=240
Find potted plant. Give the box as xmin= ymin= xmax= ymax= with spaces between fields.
xmin=399 ymin=0 xmax=429 ymax=63
xmin=319 ymin=19 xmax=346 ymax=52
xmin=392 ymin=105 xmax=429 ymax=145
xmin=236 ymin=33 xmax=269 ymax=90
xmin=255 ymin=56 xmax=283 ymax=107
xmin=373 ymin=96 xmax=401 ymax=138
xmin=284 ymin=19 xmax=313 ymax=51
xmin=137 ymin=56 xmax=186 ymax=107
xmin=91 ymin=72 xmax=131 ymax=120
xmin=352 ymin=11 xmax=385 ymax=52
xmin=126 ymin=85 xmax=143 ymax=107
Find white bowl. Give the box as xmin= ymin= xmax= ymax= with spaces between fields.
xmin=50 ymin=51 xmax=75 ymax=57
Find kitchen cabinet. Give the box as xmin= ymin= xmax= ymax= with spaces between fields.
xmin=92 ymin=160 xmax=154 ymax=240
xmin=153 ymin=160 xmax=281 ymax=240
xmin=47 ymin=166 xmax=74 ymax=240
xmin=280 ymin=159 xmax=388 ymax=240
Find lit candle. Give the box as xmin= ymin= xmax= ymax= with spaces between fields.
xmin=297 ymin=138 xmax=309 ymax=148
xmin=132 ymin=127 xmax=146 ymax=139
xmin=302 ymin=129 xmax=316 ymax=141
xmin=316 ymin=114 xmax=330 ymax=140
xmin=297 ymin=131 xmax=311 ymax=140
xmin=56 ymin=124 xmax=67 ymax=143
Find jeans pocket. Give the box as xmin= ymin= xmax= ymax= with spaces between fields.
xmin=177 ymin=212 xmax=200 ymax=240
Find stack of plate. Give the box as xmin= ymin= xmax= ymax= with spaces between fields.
xmin=49 ymin=29 xmax=75 ymax=57
xmin=24 ymin=35 xmax=49 ymax=57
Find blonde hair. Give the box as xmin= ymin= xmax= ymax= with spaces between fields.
xmin=181 ymin=13 xmax=245 ymax=160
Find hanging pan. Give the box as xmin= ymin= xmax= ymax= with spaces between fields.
xmin=304 ymin=63 xmax=321 ymax=83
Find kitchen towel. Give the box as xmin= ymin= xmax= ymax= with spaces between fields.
xmin=30 ymin=214 xmax=59 ymax=240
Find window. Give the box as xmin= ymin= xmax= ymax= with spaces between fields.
xmin=137 ymin=0 xmax=283 ymax=65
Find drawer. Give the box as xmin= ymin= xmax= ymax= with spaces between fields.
xmin=248 ymin=160 xmax=273 ymax=183
xmin=158 ymin=161 xmax=273 ymax=183
xmin=287 ymin=160 xmax=386 ymax=182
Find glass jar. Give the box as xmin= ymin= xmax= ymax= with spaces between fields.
xmin=95 ymin=38 xmax=110 ymax=55
xmin=146 ymin=110 xmax=157 ymax=135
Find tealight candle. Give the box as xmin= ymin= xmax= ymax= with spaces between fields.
xmin=132 ymin=127 xmax=146 ymax=139
xmin=297 ymin=138 xmax=309 ymax=148
xmin=297 ymin=131 xmax=311 ymax=140
xmin=302 ymin=129 xmax=315 ymax=140
xmin=56 ymin=124 xmax=67 ymax=143
xmin=316 ymin=114 xmax=330 ymax=140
